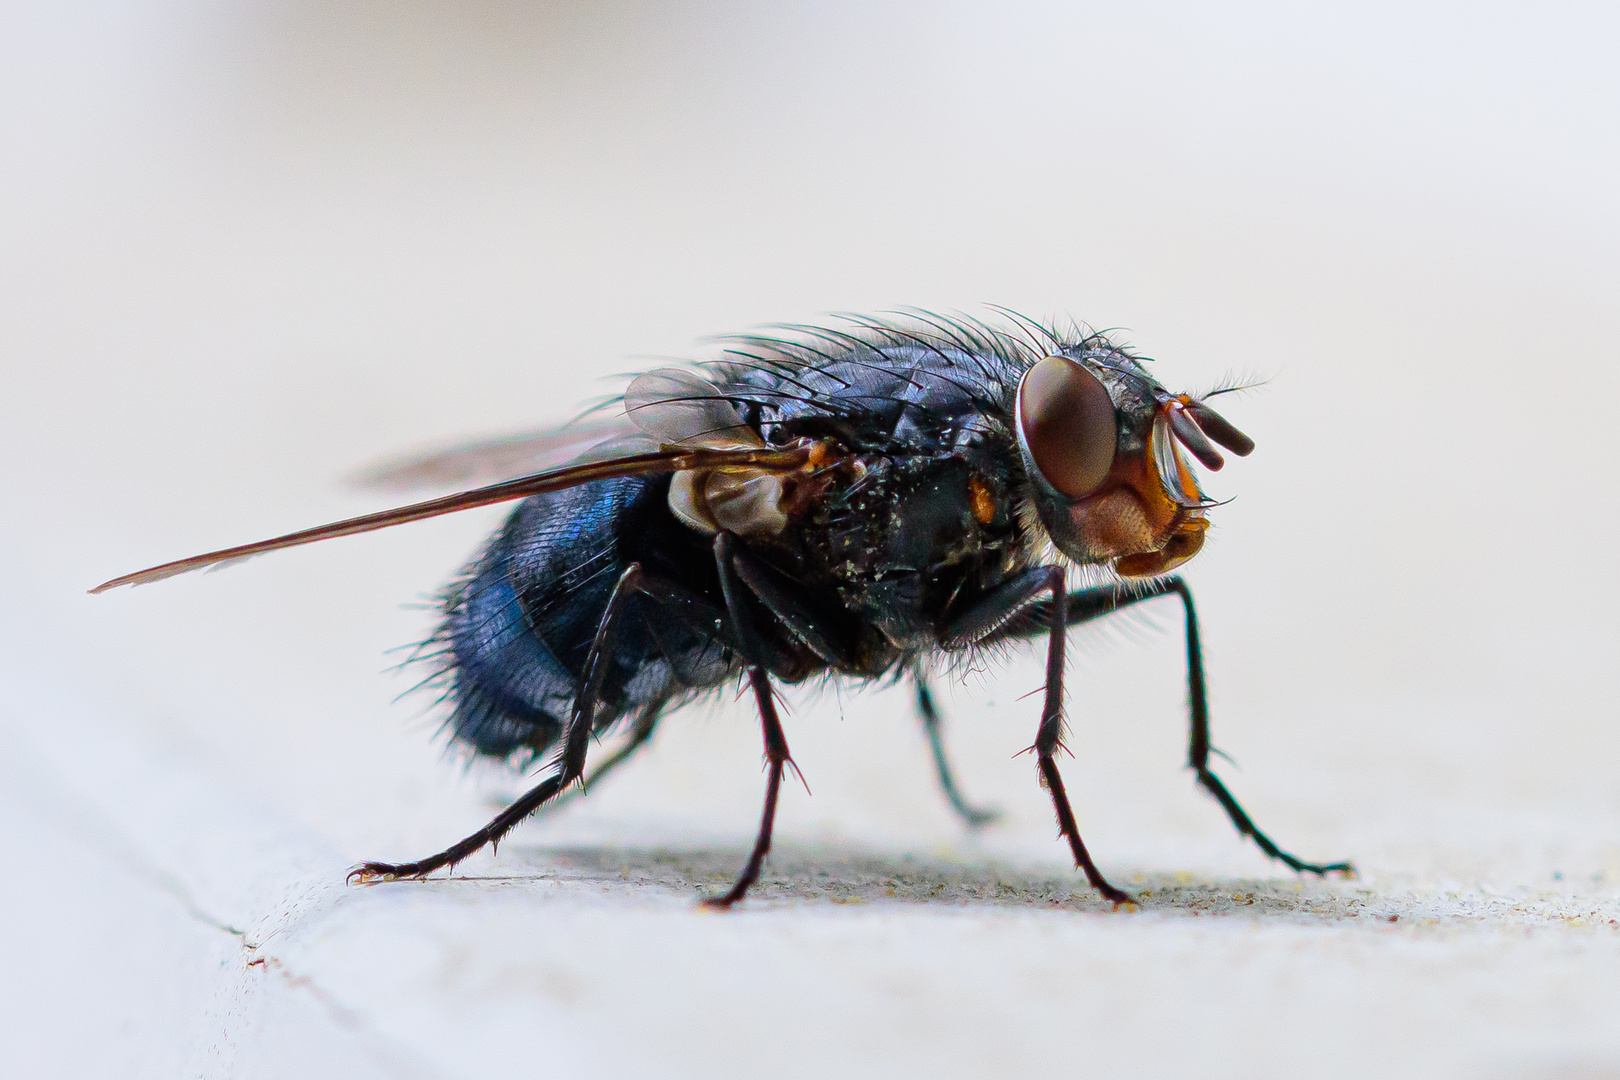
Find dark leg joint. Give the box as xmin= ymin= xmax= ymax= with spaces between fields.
xmin=536 ymin=707 xmax=664 ymax=817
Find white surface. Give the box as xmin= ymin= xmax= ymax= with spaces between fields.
xmin=3 ymin=4 xmax=1619 ymax=1077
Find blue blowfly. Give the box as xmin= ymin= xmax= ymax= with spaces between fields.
xmin=94 ymin=312 xmax=1352 ymax=906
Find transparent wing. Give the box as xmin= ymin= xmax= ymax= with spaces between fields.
xmin=90 ymin=443 xmax=812 ymax=593
xmin=624 ymin=368 xmax=764 ymax=449
xmin=353 ymin=367 xmax=759 ymax=492
xmin=353 ymin=414 xmax=637 ymax=492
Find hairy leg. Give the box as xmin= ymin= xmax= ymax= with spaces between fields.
xmin=698 ymin=532 xmax=819 ymax=908
xmin=1004 ymin=576 xmax=1353 ymax=877
xmin=699 ymin=667 xmax=795 ymax=909
xmin=352 ymin=564 xmax=667 ymax=881
xmin=942 ymin=567 xmax=1129 ymax=902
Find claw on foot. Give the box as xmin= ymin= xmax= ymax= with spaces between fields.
xmin=346 ymin=862 xmax=436 ymax=885
xmin=1098 ymin=886 xmax=1133 ymax=906
xmin=1290 ymin=858 xmax=1357 ymax=880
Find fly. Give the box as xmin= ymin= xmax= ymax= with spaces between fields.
xmin=92 ymin=311 xmax=1352 ymax=907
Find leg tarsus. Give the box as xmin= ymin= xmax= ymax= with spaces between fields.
xmin=1193 ymin=767 xmax=1354 ymax=876
xmin=915 ymin=678 xmax=999 ymax=828
xmin=348 ymin=774 xmax=566 ymax=882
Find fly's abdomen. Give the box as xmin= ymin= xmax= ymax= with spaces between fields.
xmin=441 ymin=527 xmax=575 ymax=761
xmin=437 ymin=476 xmax=690 ymax=763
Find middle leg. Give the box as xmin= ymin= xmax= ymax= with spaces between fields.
xmin=700 ymin=667 xmax=795 ymax=909
xmin=914 ymin=675 xmax=999 ymax=828
xmin=701 ymin=532 xmax=810 ymax=908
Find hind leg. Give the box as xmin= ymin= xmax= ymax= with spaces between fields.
xmin=351 ymin=564 xmax=706 ymax=881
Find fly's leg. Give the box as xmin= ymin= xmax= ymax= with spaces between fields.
xmin=702 ymin=532 xmax=813 ymax=908
xmin=350 ymin=563 xmax=665 ymax=882
xmin=1153 ymin=579 xmax=1353 ymax=876
xmin=914 ymin=677 xmax=999 ymax=828
xmin=348 ymin=775 xmax=567 ymax=882
xmin=942 ymin=566 xmax=1129 ymax=903
xmin=733 ymin=539 xmax=999 ymax=829
xmin=1031 ymin=571 xmax=1130 ymax=902
xmin=1000 ymin=576 xmax=1353 ymax=877
xmin=531 ymin=706 xmax=663 ymax=816
xmin=700 ymin=667 xmax=793 ymax=909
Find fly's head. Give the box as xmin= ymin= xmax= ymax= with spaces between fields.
xmin=1014 ymin=345 xmax=1255 ymax=578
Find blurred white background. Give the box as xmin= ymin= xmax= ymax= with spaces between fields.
xmin=3 ymin=3 xmax=1618 ymax=1078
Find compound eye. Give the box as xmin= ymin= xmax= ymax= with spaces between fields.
xmin=1016 ymin=356 xmax=1118 ymax=499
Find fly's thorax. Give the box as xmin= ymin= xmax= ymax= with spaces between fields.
xmin=803 ymin=452 xmax=1015 ymax=649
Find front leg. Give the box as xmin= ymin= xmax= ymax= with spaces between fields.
xmin=942 ymin=567 xmax=1131 ymax=903
xmin=994 ymin=576 xmax=1352 ymax=877
xmin=1074 ymin=578 xmax=1352 ymax=876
